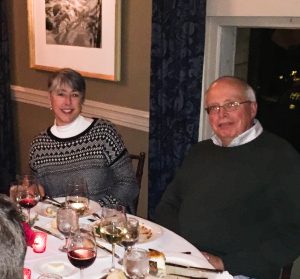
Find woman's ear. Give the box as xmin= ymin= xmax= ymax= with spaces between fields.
xmin=48 ymin=92 xmax=53 ymax=111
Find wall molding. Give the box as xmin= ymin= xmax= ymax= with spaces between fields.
xmin=11 ymin=85 xmax=149 ymax=132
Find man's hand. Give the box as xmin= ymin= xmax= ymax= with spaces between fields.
xmin=201 ymin=251 xmax=225 ymax=271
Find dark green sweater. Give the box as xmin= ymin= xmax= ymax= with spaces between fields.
xmin=156 ymin=131 xmax=300 ymax=279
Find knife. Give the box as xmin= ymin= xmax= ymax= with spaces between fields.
xmin=166 ymin=262 xmax=223 ymax=273
xmin=42 ymin=200 xmax=62 ymax=208
xmin=168 ymin=274 xmax=208 ymax=279
xmin=33 ymin=225 xmax=64 ymax=240
xmin=96 ymin=243 xmax=120 ymax=259
xmin=43 ymin=195 xmax=63 ymax=207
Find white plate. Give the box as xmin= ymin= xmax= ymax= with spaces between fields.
xmin=138 ymin=219 xmax=163 ymax=244
xmin=33 ymin=198 xmax=101 ymax=218
xmin=92 ymin=218 xmax=163 ymax=244
xmin=34 ymin=257 xmax=77 ymax=277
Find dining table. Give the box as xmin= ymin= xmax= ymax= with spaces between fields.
xmin=24 ymin=200 xmax=233 ymax=279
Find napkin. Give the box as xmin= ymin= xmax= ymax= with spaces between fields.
xmin=165 ymin=265 xmax=233 ymax=279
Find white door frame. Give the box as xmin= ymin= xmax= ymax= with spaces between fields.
xmin=199 ymin=16 xmax=300 ymax=141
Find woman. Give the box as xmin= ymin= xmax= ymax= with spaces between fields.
xmin=29 ymin=68 xmax=139 ymax=214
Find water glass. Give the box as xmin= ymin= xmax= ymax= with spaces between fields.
xmin=56 ymin=207 xmax=79 ymax=252
xmin=123 ymin=248 xmax=149 ymax=278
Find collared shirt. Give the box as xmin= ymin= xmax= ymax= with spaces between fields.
xmin=50 ymin=115 xmax=93 ymax=138
xmin=211 ymin=119 xmax=263 ymax=147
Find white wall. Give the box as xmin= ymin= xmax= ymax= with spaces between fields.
xmin=207 ymin=0 xmax=300 ymax=17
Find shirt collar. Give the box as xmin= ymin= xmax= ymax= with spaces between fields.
xmin=51 ymin=115 xmax=93 ymax=138
xmin=211 ymin=119 xmax=263 ymax=147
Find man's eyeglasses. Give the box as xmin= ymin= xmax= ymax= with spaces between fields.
xmin=205 ymin=101 xmax=252 ymax=114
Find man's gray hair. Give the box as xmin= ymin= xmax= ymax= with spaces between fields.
xmin=244 ymin=83 xmax=256 ymax=102
xmin=206 ymin=76 xmax=257 ymax=102
xmin=0 ymin=194 xmax=27 ymax=279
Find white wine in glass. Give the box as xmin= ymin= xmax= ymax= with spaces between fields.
xmin=66 ymin=178 xmax=89 ymax=216
xmin=100 ymin=205 xmax=127 ymax=271
xmin=121 ymin=217 xmax=139 ymax=251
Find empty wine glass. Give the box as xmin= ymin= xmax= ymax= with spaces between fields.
xmin=66 ymin=178 xmax=89 ymax=216
xmin=123 ymin=248 xmax=149 ymax=278
xmin=67 ymin=227 xmax=97 ymax=279
xmin=121 ymin=217 xmax=139 ymax=251
xmin=56 ymin=206 xmax=79 ymax=252
xmin=100 ymin=205 xmax=127 ymax=272
xmin=15 ymin=175 xmax=44 ymax=222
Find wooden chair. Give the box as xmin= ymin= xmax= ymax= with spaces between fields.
xmin=280 ymin=263 xmax=293 ymax=279
xmin=129 ymin=152 xmax=146 ymax=189
xmin=129 ymin=152 xmax=146 ymax=211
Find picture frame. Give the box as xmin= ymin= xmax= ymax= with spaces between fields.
xmin=27 ymin=0 xmax=121 ymax=81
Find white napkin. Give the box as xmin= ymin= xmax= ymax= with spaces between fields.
xmin=163 ymin=252 xmax=233 ymax=279
xmin=165 ymin=265 xmax=233 ymax=279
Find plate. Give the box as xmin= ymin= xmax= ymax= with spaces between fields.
xmin=34 ymin=257 xmax=77 ymax=277
xmin=92 ymin=218 xmax=163 ymax=244
xmin=33 ymin=198 xmax=101 ymax=218
xmin=138 ymin=219 xmax=163 ymax=243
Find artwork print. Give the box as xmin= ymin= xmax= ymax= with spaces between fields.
xmin=28 ymin=0 xmax=121 ymax=80
xmin=45 ymin=0 xmax=102 ymax=48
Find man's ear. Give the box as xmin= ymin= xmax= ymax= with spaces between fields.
xmin=251 ymin=101 xmax=258 ymax=118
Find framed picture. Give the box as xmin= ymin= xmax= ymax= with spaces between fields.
xmin=27 ymin=0 xmax=121 ymax=81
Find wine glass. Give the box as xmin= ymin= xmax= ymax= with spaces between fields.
xmin=121 ymin=217 xmax=139 ymax=251
xmin=66 ymin=178 xmax=89 ymax=216
xmin=56 ymin=206 xmax=79 ymax=252
xmin=123 ymin=248 xmax=149 ymax=278
xmin=15 ymin=175 xmax=43 ymax=222
xmin=67 ymin=227 xmax=97 ymax=279
xmin=100 ymin=205 xmax=127 ymax=272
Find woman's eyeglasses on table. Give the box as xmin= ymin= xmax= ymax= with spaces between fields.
xmin=205 ymin=100 xmax=252 ymax=114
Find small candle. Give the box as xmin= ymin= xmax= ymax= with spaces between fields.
xmin=71 ymin=202 xmax=85 ymax=210
xmin=23 ymin=267 xmax=31 ymax=279
xmin=32 ymin=231 xmax=47 ymax=253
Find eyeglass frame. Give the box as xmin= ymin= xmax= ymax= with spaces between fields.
xmin=205 ymin=100 xmax=252 ymax=114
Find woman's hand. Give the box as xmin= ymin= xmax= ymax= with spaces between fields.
xmin=201 ymin=251 xmax=225 ymax=271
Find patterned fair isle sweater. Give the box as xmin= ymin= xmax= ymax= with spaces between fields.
xmin=29 ymin=118 xmax=139 ymax=214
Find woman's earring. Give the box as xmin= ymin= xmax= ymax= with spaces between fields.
xmin=50 ymin=106 xmax=53 ymax=110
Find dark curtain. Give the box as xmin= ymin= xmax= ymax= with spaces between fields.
xmin=0 ymin=0 xmax=16 ymax=194
xmin=148 ymin=0 xmax=206 ymax=218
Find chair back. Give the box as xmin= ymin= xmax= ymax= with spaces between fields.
xmin=280 ymin=263 xmax=293 ymax=279
xmin=129 ymin=152 xmax=146 ymax=212
xmin=129 ymin=152 xmax=146 ymax=189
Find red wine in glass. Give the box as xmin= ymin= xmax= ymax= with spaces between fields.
xmin=67 ymin=227 xmax=97 ymax=279
xmin=15 ymin=175 xmax=43 ymax=223
xmin=18 ymin=197 xmax=38 ymax=209
xmin=68 ymin=248 xmax=96 ymax=269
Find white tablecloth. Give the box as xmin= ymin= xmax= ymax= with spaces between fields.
xmin=24 ymin=213 xmax=231 ymax=279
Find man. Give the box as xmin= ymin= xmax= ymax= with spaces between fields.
xmin=0 ymin=194 xmax=27 ymax=278
xmin=155 ymin=76 xmax=300 ymax=279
